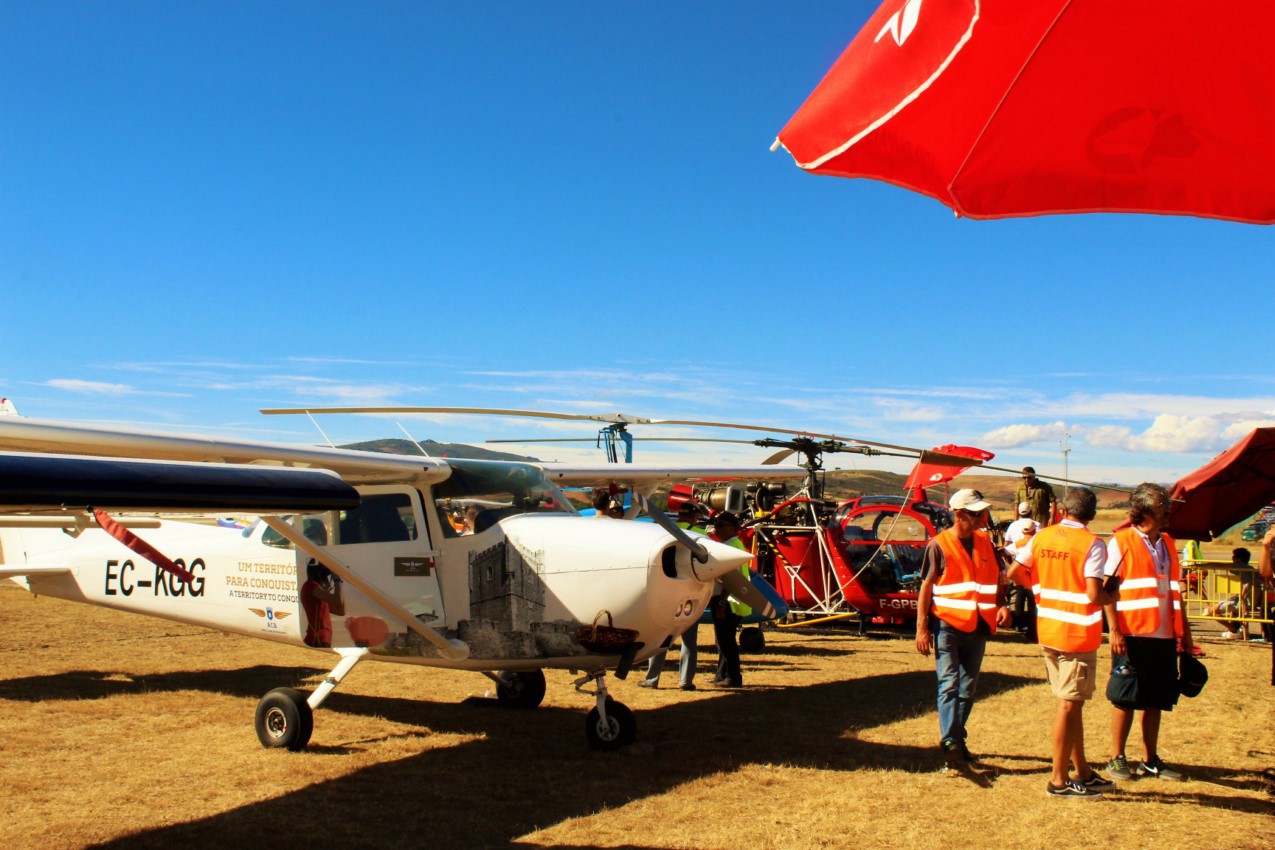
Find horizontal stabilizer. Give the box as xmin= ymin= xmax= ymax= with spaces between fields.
xmin=0 ymin=564 xmax=71 ymax=579
xmin=0 ymin=452 xmax=359 ymax=514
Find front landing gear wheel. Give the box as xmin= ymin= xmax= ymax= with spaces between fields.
xmin=739 ymin=626 xmax=765 ymax=652
xmin=495 ymin=669 xmax=546 ymax=709
xmin=255 ymin=687 xmax=313 ymax=751
xmin=585 ymin=697 xmax=636 ymax=750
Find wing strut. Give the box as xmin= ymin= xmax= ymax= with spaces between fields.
xmin=260 ymin=517 xmax=469 ymax=661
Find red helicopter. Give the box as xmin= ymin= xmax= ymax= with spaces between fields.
xmin=668 ymin=436 xmax=990 ymax=633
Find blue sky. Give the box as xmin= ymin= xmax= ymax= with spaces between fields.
xmin=2 ymin=1 xmax=1272 ymax=486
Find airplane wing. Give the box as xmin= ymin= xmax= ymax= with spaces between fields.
xmin=0 ymin=451 xmax=360 ymax=514
xmin=0 ymin=416 xmax=450 ymax=486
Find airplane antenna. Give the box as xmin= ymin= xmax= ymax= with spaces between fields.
xmin=1060 ymin=431 xmax=1071 ymax=499
xmin=396 ymin=421 xmax=431 ymax=457
xmin=306 ymin=411 xmax=336 ymax=448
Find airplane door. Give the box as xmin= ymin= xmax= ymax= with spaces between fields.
xmin=298 ymin=486 xmax=444 ymax=649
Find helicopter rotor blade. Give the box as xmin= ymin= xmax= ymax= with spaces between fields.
xmin=259 ymin=407 xmax=981 ymax=469
xmin=260 ymin=406 xmax=653 ymax=425
xmin=762 ymin=448 xmax=797 ymax=465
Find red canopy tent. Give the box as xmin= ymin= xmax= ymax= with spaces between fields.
xmin=1166 ymin=428 xmax=1275 ymax=542
xmin=775 ymin=0 xmax=1275 ymax=223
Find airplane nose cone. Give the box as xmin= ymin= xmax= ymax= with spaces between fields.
xmin=690 ymin=537 xmax=753 ymax=583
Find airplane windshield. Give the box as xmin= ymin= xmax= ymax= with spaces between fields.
xmin=432 ymin=459 xmax=576 ymax=536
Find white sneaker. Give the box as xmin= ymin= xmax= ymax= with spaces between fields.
xmin=1219 ymin=631 xmax=1239 ymax=640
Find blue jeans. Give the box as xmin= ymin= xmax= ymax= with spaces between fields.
xmin=644 ymin=624 xmax=699 ymax=687
xmin=934 ymin=624 xmax=987 ymax=744
xmin=678 ymin=624 xmax=698 ymax=686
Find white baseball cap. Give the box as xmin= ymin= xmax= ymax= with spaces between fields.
xmin=1017 ymin=501 xmax=1031 ymax=516
xmin=949 ymin=489 xmax=991 ymax=513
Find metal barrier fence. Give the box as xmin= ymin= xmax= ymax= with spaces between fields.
xmin=1180 ymin=561 xmax=1274 ymax=630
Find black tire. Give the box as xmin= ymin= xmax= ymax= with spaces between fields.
xmin=739 ymin=626 xmax=765 ymax=653
xmin=495 ymin=669 xmax=546 ymax=709
xmin=585 ymin=697 xmax=636 ymax=750
xmin=255 ymin=687 xmax=314 ymax=751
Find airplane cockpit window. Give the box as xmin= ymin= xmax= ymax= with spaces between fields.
xmin=261 ymin=493 xmax=420 ymax=548
xmin=261 ymin=513 xmax=337 ymax=549
xmin=840 ymin=508 xmax=929 ymax=592
xmin=431 ymin=458 xmax=577 ymax=538
xmin=336 ymin=493 xmax=417 ymax=544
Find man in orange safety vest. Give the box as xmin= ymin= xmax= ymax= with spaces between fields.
xmin=1103 ymin=483 xmax=1195 ymax=782
xmin=916 ymin=489 xmax=1011 ymax=770
xmin=1010 ymin=487 xmax=1120 ymax=799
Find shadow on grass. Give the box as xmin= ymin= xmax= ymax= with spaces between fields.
xmin=77 ymin=668 xmax=1042 ymax=848
xmin=0 ymin=664 xmax=326 ymax=701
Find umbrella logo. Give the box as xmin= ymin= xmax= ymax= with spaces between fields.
xmin=875 ymin=0 xmax=924 ymax=47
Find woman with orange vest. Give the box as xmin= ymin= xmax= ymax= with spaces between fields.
xmin=915 ymin=489 xmax=1010 ymax=770
xmin=1010 ymin=487 xmax=1120 ymax=799
xmin=1103 ymin=482 xmax=1195 ymax=783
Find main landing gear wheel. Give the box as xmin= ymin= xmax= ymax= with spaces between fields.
xmin=255 ymin=687 xmax=314 ymax=751
xmin=585 ymin=697 xmax=636 ymax=751
xmin=739 ymin=626 xmax=765 ymax=652
xmin=495 ymin=669 xmax=546 ymax=709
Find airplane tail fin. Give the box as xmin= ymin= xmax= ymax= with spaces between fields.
xmin=0 ymin=398 xmax=20 ymax=417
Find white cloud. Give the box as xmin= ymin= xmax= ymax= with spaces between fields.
xmin=44 ymin=379 xmax=136 ymax=395
xmin=1084 ymin=413 xmax=1275 ymax=453
xmin=41 ymin=379 xmax=187 ymax=398
xmin=980 ymin=421 xmax=1068 ymax=448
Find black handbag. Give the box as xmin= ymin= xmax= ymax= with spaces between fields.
xmin=1106 ymin=653 xmax=1139 ymax=705
xmin=1178 ymin=652 xmax=1208 ymax=698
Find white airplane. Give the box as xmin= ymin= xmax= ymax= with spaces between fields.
xmin=0 ymin=412 xmax=805 ymax=752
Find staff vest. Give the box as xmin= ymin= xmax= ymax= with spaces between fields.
xmin=1111 ymin=528 xmax=1183 ymax=638
xmin=931 ymin=529 xmax=1000 ymax=634
xmin=1029 ymin=524 xmax=1103 ymax=652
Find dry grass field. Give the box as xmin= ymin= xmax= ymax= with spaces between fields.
xmin=1 ymin=583 xmax=1271 ymax=850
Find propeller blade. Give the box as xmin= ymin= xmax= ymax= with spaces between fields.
xmin=762 ymin=448 xmax=797 ymax=465
xmin=259 ymin=407 xmax=976 ymax=468
xmin=485 ymin=438 xmax=601 ymax=444
xmin=260 ymin=406 xmax=653 ymax=425
xmin=648 ymin=417 xmax=958 ymax=459
xmin=720 ymin=569 xmax=777 ymax=620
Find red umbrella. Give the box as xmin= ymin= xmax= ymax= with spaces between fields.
xmin=1166 ymin=428 xmax=1275 ymax=541
xmin=775 ymin=0 xmax=1275 ymax=224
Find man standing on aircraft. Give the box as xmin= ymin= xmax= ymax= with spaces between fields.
xmin=641 ymin=503 xmax=707 ymax=690
xmin=710 ymin=511 xmax=748 ymax=688
xmin=915 ymin=489 xmax=1011 ymax=769
xmin=1016 ymin=467 xmax=1057 ymax=526
xmin=1010 ymin=487 xmax=1119 ymax=799
xmin=1104 ymin=483 xmax=1195 ymax=782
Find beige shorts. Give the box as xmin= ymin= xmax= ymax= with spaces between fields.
xmin=1042 ymin=647 xmax=1098 ymax=701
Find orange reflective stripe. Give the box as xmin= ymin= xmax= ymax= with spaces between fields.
xmin=932 ymin=530 xmax=1000 ymax=634
xmin=1112 ymin=529 xmax=1183 ymax=637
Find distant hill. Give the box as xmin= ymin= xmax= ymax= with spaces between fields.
xmin=340 ymin=438 xmax=538 ymax=462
